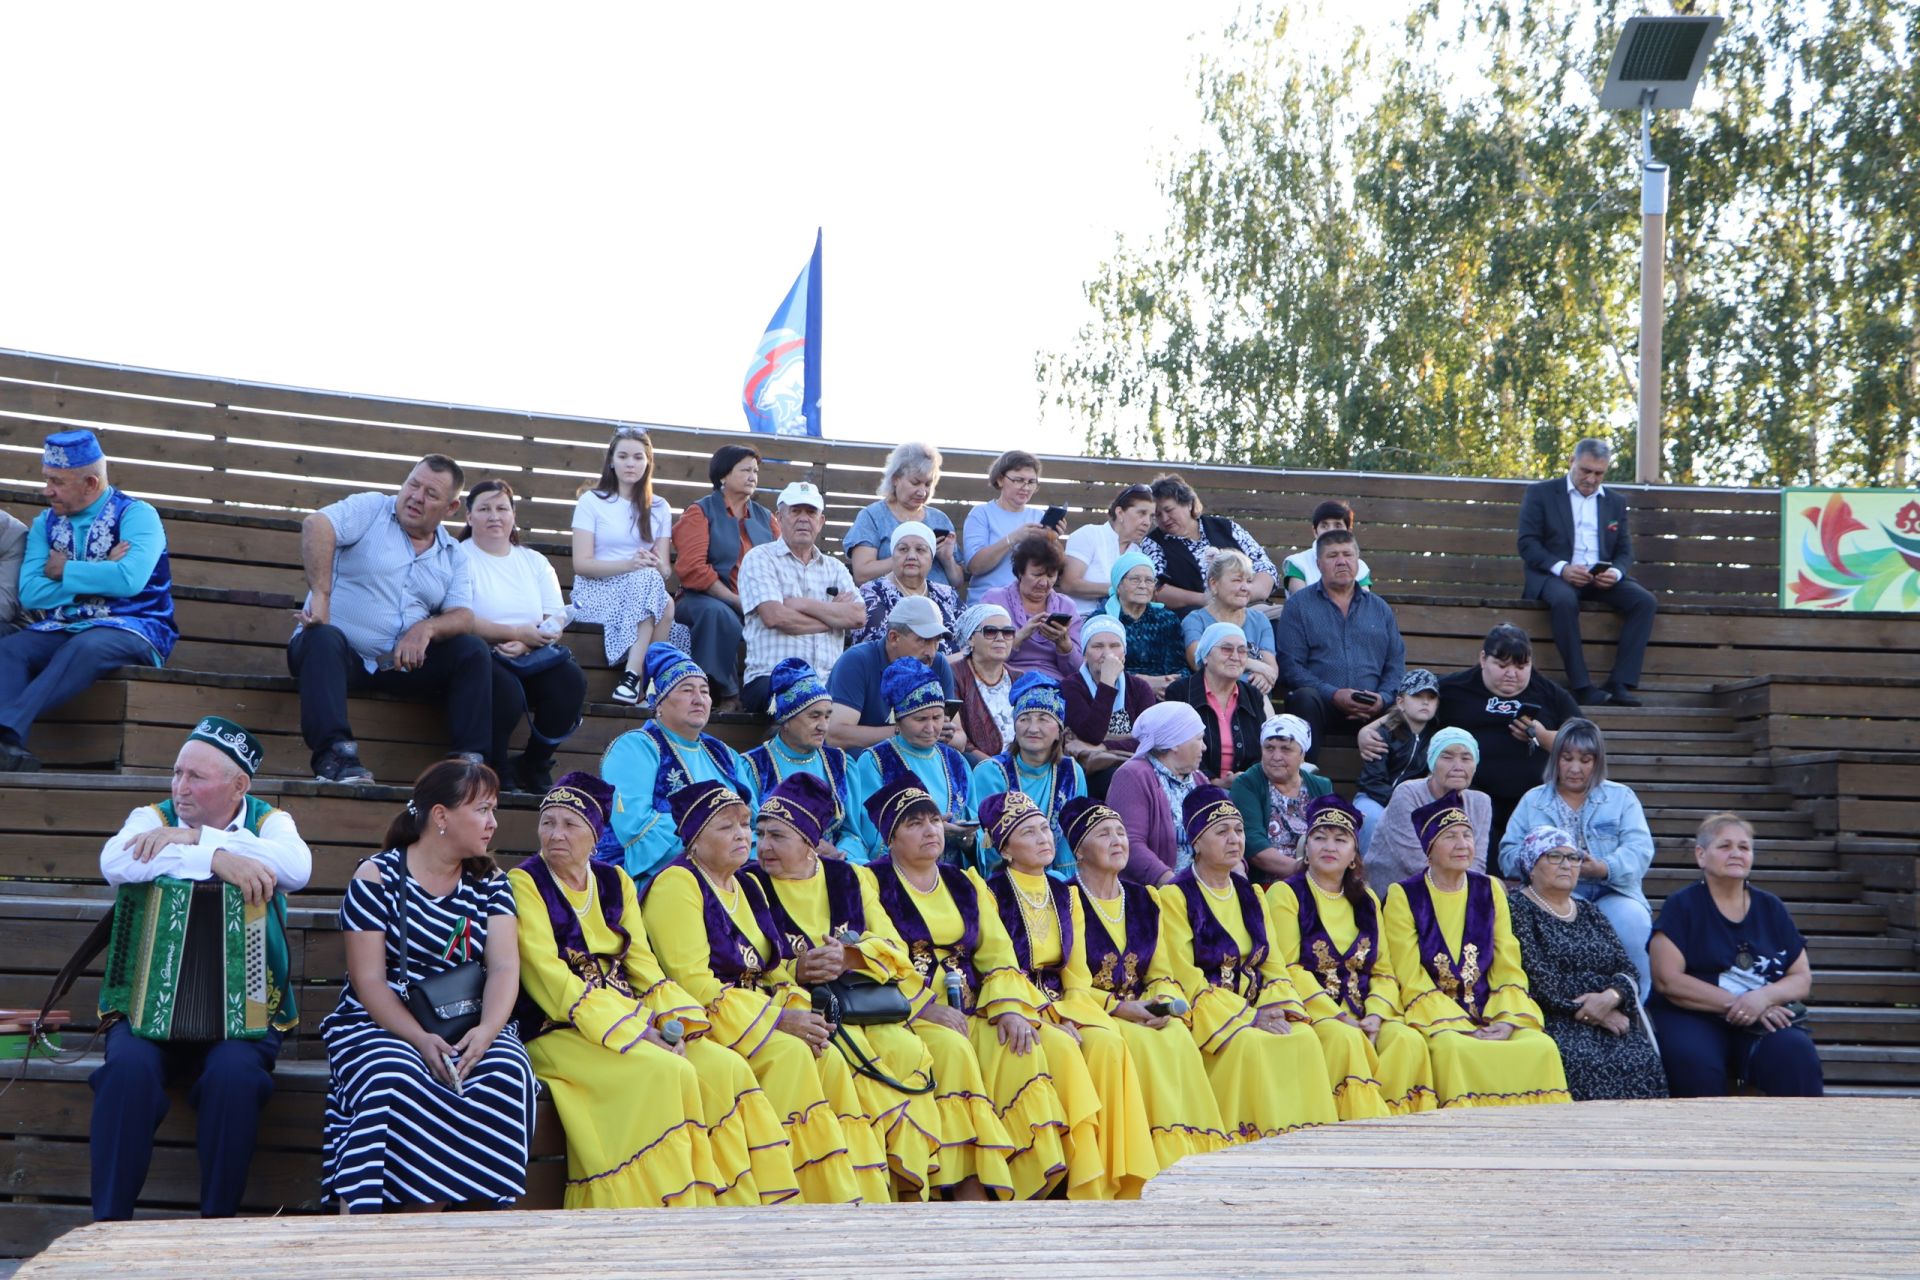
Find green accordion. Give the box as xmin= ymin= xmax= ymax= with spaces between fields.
xmin=99 ymin=876 xmax=279 ymax=1041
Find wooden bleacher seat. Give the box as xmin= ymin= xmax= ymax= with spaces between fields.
xmin=0 ymin=347 xmax=1916 ymax=1257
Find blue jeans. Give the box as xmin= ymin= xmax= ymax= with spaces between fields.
xmin=0 ymin=625 xmax=156 ymax=746
xmin=1575 ymin=881 xmax=1653 ymax=1000
xmin=1354 ymin=794 xmax=1387 ymax=859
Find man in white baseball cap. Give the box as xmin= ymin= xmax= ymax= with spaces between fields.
xmin=736 ymin=476 xmax=860 ymax=712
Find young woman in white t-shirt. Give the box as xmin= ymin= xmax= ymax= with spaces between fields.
xmin=570 ymin=428 xmax=675 ymax=704
xmin=458 ymin=480 xmax=585 ymax=792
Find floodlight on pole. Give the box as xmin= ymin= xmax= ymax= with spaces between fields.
xmin=1600 ymin=14 xmax=1724 ymax=484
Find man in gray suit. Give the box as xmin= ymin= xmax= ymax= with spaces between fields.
xmin=0 ymin=510 xmax=28 ymax=637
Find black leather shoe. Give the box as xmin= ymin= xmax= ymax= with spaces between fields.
xmin=1573 ymin=686 xmax=1614 ymax=707
xmin=1604 ymin=683 xmax=1643 ymax=707
xmin=314 ymin=741 xmax=374 ymax=783
xmin=0 ymin=742 xmax=43 ymax=773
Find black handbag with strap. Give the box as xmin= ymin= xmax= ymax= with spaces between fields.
xmin=392 ymin=860 xmax=487 ymax=1042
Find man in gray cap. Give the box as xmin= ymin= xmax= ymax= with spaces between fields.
xmin=826 ymin=595 xmax=959 ymax=750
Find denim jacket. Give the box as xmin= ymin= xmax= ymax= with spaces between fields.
xmin=1497 ymin=779 xmax=1654 ymax=910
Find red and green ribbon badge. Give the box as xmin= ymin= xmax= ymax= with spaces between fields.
xmin=441 ymin=918 xmax=473 ymax=964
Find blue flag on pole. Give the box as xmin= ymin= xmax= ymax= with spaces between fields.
xmin=742 ymin=229 xmax=823 ymax=437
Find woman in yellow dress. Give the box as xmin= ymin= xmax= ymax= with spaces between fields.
xmin=1156 ymin=785 xmax=1340 ymax=1140
xmin=640 ymin=779 xmax=880 ymax=1203
xmin=743 ymin=772 xmax=1013 ymax=1201
xmin=978 ymin=788 xmax=1159 ymax=1199
xmin=864 ymin=774 xmax=1081 ymax=1200
xmin=1061 ymin=795 xmax=1229 ymax=1171
xmin=1382 ymin=790 xmax=1571 ymax=1108
xmin=508 ymin=772 xmax=797 ymax=1206
xmin=1265 ymin=794 xmax=1436 ymax=1117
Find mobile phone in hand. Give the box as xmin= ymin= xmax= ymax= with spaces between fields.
xmin=1352 ymin=690 xmax=1380 ymax=707
xmin=1045 ymin=612 xmax=1074 ymax=628
xmin=943 ymin=699 xmax=964 ymax=719
xmin=1041 ymin=505 xmax=1067 ymax=531
xmin=1589 ymin=561 xmax=1613 ymax=577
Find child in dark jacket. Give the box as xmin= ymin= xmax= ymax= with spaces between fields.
xmin=1354 ymin=669 xmax=1441 ymax=854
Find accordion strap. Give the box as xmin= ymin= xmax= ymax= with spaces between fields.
xmin=1 ymin=907 xmax=116 ymax=1101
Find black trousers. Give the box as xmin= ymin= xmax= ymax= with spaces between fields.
xmin=498 ymin=651 xmax=587 ymax=759
xmin=1536 ymin=576 xmax=1657 ymax=691
xmin=287 ymin=624 xmax=519 ymax=769
xmin=1281 ymin=685 xmax=1361 ymax=766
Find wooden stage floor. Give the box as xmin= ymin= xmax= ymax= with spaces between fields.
xmin=21 ymin=1098 xmax=1919 ymax=1278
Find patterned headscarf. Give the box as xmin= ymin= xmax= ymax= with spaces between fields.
xmin=768 ymin=657 xmax=831 ymax=725
xmin=1516 ymin=825 xmax=1578 ymax=879
xmin=1260 ymin=713 xmax=1312 ymax=755
xmin=952 ymin=603 xmax=1012 ymax=654
xmin=1010 ymin=671 xmax=1065 ymax=723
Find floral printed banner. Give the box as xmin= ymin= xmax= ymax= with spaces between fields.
xmin=1782 ymin=488 xmax=1920 ymax=611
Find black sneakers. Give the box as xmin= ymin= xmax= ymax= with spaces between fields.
xmin=0 ymin=741 xmax=42 ymax=773
xmin=610 ymin=671 xmax=643 ymax=705
xmin=314 ymin=741 xmax=374 ymax=784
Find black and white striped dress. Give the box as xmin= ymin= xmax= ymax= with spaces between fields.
xmin=320 ymin=848 xmax=538 ymax=1212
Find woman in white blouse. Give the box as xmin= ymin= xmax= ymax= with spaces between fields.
xmin=571 ymin=428 xmax=676 ymax=705
xmin=459 ymin=480 xmax=586 ymax=793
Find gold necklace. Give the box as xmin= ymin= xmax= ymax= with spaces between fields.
xmin=1012 ymin=876 xmax=1057 ymax=941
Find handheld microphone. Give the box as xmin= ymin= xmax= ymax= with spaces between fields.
xmin=1144 ymin=997 xmax=1190 ymax=1018
xmin=659 ymin=1018 xmax=685 ymax=1047
xmin=836 ymin=929 xmax=862 ymax=946
xmin=944 ymin=968 xmax=965 ymax=1012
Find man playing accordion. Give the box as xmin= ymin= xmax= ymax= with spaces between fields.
xmin=89 ymin=717 xmax=311 ymax=1221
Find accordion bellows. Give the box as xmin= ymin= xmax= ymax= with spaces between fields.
xmin=100 ymin=877 xmax=274 ymax=1041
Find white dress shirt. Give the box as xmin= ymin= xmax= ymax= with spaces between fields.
xmin=101 ymin=800 xmax=313 ymax=893
xmin=1553 ymin=479 xmax=1605 ymax=578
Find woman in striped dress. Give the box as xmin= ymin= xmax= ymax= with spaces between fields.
xmin=320 ymin=759 xmax=538 ymax=1212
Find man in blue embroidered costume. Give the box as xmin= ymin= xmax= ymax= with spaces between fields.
xmin=847 ymin=657 xmax=977 ymax=861
xmin=288 ymin=453 xmax=518 ymax=783
xmin=601 ymin=642 xmax=758 ymax=881
xmin=744 ymin=658 xmax=864 ymax=861
xmin=90 ymin=716 xmax=311 ymax=1220
xmin=0 ymin=430 xmax=178 ymax=772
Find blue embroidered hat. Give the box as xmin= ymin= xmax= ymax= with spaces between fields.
xmin=977 ymin=788 xmax=1047 ymax=850
xmin=1059 ymin=796 xmax=1123 ymax=852
xmin=187 ymin=716 xmax=263 ymax=777
xmin=862 ymin=775 xmax=940 ymax=847
xmin=881 ymin=657 xmax=944 ymax=719
xmin=670 ymin=778 xmax=750 ymax=848
xmin=768 ymin=657 xmax=830 ymax=725
xmin=43 ymin=429 xmax=104 ymax=471
xmin=1009 ymin=671 xmax=1064 ymax=723
xmin=759 ymin=772 xmax=834 ymax=847
xmin=1180 ymin=784 xmax=1242 ymax=849
xmin=645 ymin=643 xmax=706 ymax=708
xmin=541 ymin=771 xmax=616 ymax=842
xmin=1412 ymin=788 xmax=1474 ymax=856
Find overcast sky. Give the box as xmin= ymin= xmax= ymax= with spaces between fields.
xmin=2 ymin=3 xmax=1401 ymax=455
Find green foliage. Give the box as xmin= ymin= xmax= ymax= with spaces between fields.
xmin=1039 ymin=0 xmax=1920 ymax=487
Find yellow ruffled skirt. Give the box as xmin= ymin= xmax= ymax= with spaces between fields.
xmin=1199 ymin=1019 xmax=1339 ymax=1141
xmin=1110 ymin=1018 xmax=1231 ymax=1170
xmin=968 ymin=1016 xmax=1074 ymax=1199
xmin=681 ymin=1037 xmax=799 ymax=1206
xmin=527 ymin=1027 xmax=717 ymax=1209
xmin=910 ymin=1022 xmax=1016 ymax=1199
xmin=1425 ymin=1026 xmax=1572 ymax=1109
xmin=1374 ymin=1022 xmax=1439 ymax=1114
xmin=1307 ymin=1018 xmax=1392 ymax=1122
xmin=817 ymin=1023 xmax=936 ymax=1201
xmin=741 ymin=1029 xmax=870 ymax=1203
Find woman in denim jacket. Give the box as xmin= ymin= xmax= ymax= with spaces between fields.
xmin=1498 ymin=718 xmax=1655 ymax=998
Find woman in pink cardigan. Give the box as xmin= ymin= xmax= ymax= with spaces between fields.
xmin=1105 ymin=701 xmax=1210 ymax=886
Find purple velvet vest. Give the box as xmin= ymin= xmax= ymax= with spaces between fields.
xmin=510 ymin=855 xmax=635 ymax=1043
xmin=984 ymin=869 xmax=1075 ymax=1000
xmin=741 ymin=858 xmax=868 ymax=956
xmin=1285 ymin=873 xmax=1378 ymax=1018
xmin=645 ymin=855 xmax=791 ymax=988
xmin=1399 ymin=871 xmax=1496 ymax=1022
xmin=1078 ymin=880 xmax=1161 ymax=1002
xmin=870 ymin=857 xmax=984 ymax=1009
xmin=1172 ymin=869 xmax=1270 ymax=999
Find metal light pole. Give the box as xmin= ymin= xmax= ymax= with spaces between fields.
xmin=1601 ymin=15 xmax=1724 ymax=484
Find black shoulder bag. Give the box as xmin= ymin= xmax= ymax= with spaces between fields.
xmin=392 ymin=860 xmax=487 ymax=1042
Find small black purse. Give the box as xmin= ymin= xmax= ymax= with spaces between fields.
xmin=810 ymin=972 xmax=912 ymax=1026
xmin=392 ymin=859 xmax=487 ymax=1042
